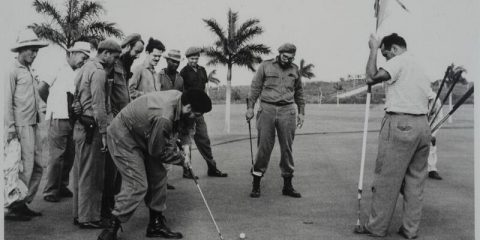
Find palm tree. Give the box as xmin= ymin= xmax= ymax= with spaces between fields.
xmin=298 ymin=59 xmax=315 ymax=86
xmin=203 ymin=9 xmax=270 ymax=133
xmin=206 ymin=69 xmax=221 ymax=96
xmin=28 ymin=0 xmax=123 ymax=51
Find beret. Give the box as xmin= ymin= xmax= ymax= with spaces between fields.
xmin=182 ymin=89 xmax=212 ymax=113
xmin=278 ymin=43 xmax=296 ymax=53
xmin=121 ymin=33 xmax=142 ymax=48
xmin=185 ymin=47 xmax=202 ymax=57
xmin=98 ymin=39 xmax=121 ymax=53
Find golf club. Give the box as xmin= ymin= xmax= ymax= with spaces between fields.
xmin=431 ymin=85 xmax=473 ymax=134
xmin=355 ymin=85 xmax=372 ymax=232
xmin=430 ymin=67 xmax=466 ymax=126
xmin=177 ymin=143 xmax=225 ymax=240
xmin=428 ymin=65 xmax=453 ymax=118
xmin=246 ymin=98 xmax=254 ymax=166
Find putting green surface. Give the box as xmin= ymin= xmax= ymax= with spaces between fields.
xmin=5 ymin=104 xmax=473 ymax=240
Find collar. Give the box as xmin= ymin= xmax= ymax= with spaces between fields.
xmin=15 ymin=59 xmax=29 ymax=69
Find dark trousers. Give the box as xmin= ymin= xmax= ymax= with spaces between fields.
xmin=43 ymin=119 xmax=74 ymax=197
xmin=193 ymin=116 xmax=217 ymax=169
xmin=101 ymin=152 xmax=121 ymax=218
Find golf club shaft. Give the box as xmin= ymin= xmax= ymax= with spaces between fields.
xmin=187 ymin=167 xmax=224 ymax=240
xmin=431 ymin=85 xmax=473 ymax=133
xmin=429 ymin=65 xmax=452 ymax=117
xmin=358 ymin=85 xmax=371 ymax=196
xmin=246 ymin=98 xmax=254 ymax=166
xmin=430 ymin=74 xmax=461 ymax=126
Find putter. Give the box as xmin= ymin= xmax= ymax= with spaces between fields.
xmin=431 ymin=85 xmax=473 ymax=134
xmin=246 ymin=98 xmax=254 ymax=166
xmin=178 ymin=143 xmax=225 ymax=240
xmin=355 ymin=85 xmax=371 ymax=232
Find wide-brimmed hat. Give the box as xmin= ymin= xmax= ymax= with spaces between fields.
xmin=164 ymin=49 xmax=182 ymax=62
xmin=11 ymin=28 xmax=49 ymax=52
xmin=68 ymin=41 xmax=91 ymax=56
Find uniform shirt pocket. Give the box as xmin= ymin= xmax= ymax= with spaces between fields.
xmin=264 ymin=72 xmax=280 ymax=88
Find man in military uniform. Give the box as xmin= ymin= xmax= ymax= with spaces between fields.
xmin=245 ymin=43 xmax=305 ymax=198
xmin=179 ymin=47 xmax=228 ymax=178
xmin=72 ymin=39 xmax=121 ymax=228
xmin=101 ymin=33 xmax=144 ymax=220
xmin=97 ymin=89 xmax=212 ymax=240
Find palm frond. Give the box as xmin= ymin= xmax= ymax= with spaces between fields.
xmin=33 ymin=0 xmax=63 ymax=26
xmin=237 ymin=44 xmax=271 ymax=55
xmin=203 ymin=18 xmax=227 ymax=44
xmin=235 ymin=19 xmax=263 ymax=46
xmin=232 ymin=50 xmax=262 ymax=71
xmin=299 ymin=59 xmax=315 ymax=79
xmin=208 ymin=70 xmax=221 ymax=85
xmin=28 ymin=23 xmax=67 ymax=50
xmin=82 ymin=21 xmax=124 ymax=39
xmin=227 ymin=9 xmax=238 ymax=40
xmin=204 ymin=47 xmax=229 ymax=66
xmin=75 ymin=1 xmax=104 ymax=23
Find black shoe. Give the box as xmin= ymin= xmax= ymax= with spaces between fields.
xmin=428 ymin=171 xmax=443 ymax=180
xmin=282 ymin=188 xmax=302 ymax=198
xmin=98 ymin=217 xmax=122 ymax=240
xmin=78 ymin=220 xmax=105 ymax=229
xmin=73 ymin=217 xmax=79 ymax=225
xmin=282 ymin=176 xmax=301 ymax=198
xmin=250 ymin=175 xmax=261 ymax=198
xmin=207 ymin=168 xmax=228 ymax=177
xmin=44 ymin=195 xmax=60 ymax=202
xmin=398 ymin=226 xmax=418 ymax=239
xmin=60 ymin=188 xmax=73 ymax=198
xmin=146 ymin=214 xmax=183 ymax=239
xmin=5 ymin=210 xmax=32 ymax=221
xmin=17 ymin=204 xmax=42 ymax=217
xmin=353 ymin=225 xmax=372 ymax=234
xmin=167 ymin=184 xmax=175 ymax=190
xmin=183 ymin=170 xmax=199 ymax=180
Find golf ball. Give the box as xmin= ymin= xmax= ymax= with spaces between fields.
xmin=239 ymin=232 xmax=246 ymax=239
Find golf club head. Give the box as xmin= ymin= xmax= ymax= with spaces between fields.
xmin=354 ymin=221 xmax=365 ymax=233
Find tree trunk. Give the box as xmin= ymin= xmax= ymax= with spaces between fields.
xmin=225 ymin=65 xmax=232 ymax=133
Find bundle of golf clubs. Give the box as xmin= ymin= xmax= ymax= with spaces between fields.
xmin=354 ymin=64 xmax=473 ymax=232
xmin=428 ymin=64 xmax=474 ymax=134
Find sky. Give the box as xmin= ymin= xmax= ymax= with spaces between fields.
xmin=0 ymin=0 xmax=479 ymax=86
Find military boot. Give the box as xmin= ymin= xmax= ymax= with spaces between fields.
xmin=282 ymin=176 xmax=301 ymax=198
xmin=146 ymin=209 xmax=183 ymax=239
xmin=250 ymin=175 xmax=261 ymax=198
xmin=97 ymin=216 xmax=122 ymax=240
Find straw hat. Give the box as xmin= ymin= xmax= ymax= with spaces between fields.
xmin=164 ymin=49 xmax=182 ymax=62
xmin=11 ymin=28 xmax=49 ymax=52
xmin=68 ymin=41 xmax=91 ymax=56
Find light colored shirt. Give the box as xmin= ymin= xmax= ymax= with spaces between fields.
xmin=128 ymin=62 xmax=159 ymax=100
xmin=380 ymin=52 xmax=431 ymax=114
xmin=45 ymin=61 xmax=76 ymax=120
xmin=5 ymin=60 xmax=42 ymax=133
xmin=247 ymin=57 xmax=305 ymax=114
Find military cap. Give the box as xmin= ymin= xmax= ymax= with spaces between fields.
xmin=185 ymin=47 xmax=202 ymax=57
xmin=121 ymin=33 xmax=142 ymax=48
xmin=182 ymin=89 xmax=212 ymax=113
xmin=98 ymin=39 xmax=121 ymax=53
xmin=278 ymin=43 xmax=296 ymax=54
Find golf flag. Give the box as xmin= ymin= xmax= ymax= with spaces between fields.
xmin=375 ymin=0 xmax=410 ymax=38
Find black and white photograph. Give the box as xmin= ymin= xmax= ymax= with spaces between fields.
xmin=1 ymin=0 xmax=478 ymax=239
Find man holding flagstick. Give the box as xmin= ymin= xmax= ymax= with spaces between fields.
xmin=355 ymin=33 xmax=432 ymax=239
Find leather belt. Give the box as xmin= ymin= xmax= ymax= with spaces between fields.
xmin=261 ymin=100 xmax=293 ymax=106
xmin=386 ymin=111 xmax=426 ymax=117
